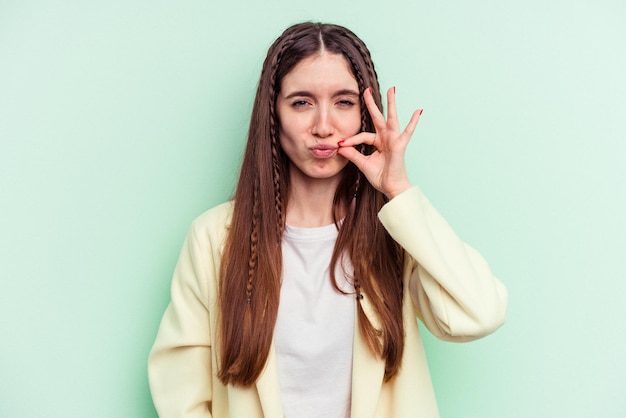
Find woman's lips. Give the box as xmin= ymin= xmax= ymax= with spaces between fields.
xmin=310 ymin=144 xmax=338 ymax=159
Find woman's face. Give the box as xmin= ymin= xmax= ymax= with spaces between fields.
xmin=276 ymin=51 xmax=362 ymax=186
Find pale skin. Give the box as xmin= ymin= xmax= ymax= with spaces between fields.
xmin=276 ymin=51 xmax=422 ymax=227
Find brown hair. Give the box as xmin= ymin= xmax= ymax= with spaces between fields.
xmin=217 ymin=22 xmax=405 ymax=386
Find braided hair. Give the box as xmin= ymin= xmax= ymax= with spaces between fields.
xmin=218 ymin=22 xmax=405 ymax=386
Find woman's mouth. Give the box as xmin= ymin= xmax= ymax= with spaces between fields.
xmin=310 ymin=144 xmax=338 ymax=159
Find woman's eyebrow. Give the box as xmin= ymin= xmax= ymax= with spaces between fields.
xmin=283 ymin=89 xmax=360 ymax=99
xmin=333 ymin=89 xmax=359 ymax=98
xmin=283 ymin=90 xmax=313 ymax=99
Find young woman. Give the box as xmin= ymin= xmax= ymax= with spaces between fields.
xmin=148 ymin=22 xmax=507 ymax=418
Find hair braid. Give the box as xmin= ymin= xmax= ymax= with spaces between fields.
xmin=352 ymin=38 xmax=381 ymax=99
xmin=246 ymin=180 xmax=260 ymax=304
xmin=269 ymin=130 xmax=284 ymax=238
xmin=267 ymin=33 xmax=299 ymax=239
xmin=340 ymin=48 xmax=369 ymax=129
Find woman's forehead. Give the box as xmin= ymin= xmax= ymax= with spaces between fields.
xmin=281 ymin=52 xmax=357 ymax=92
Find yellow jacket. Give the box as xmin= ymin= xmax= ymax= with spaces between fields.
xmin=148 ymin=186 xmax=508 ymax=417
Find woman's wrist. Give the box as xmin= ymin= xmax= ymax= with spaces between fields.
xmin=384 ymin=182 xmax=413 ymax=200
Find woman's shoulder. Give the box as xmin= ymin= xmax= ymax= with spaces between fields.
xmin=190 ymin=200 xmax=234 ymax=239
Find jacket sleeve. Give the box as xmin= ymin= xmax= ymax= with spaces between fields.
xmin=148 ymin=220 xmax=215 ymax=417
xmin=378 ymin=186 xmax=508 ymax=342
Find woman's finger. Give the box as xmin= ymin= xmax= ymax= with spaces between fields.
xmin=338 ymin=131 xmax=377 ymax=148
xmin=386 ymin=87 xmax=399 ymax=130
xmin=402 ymin=108 xmax=423 ymax=139
xmin=336 ymin=144 xmax=370 ymax=171
xmin=364 ymin=87 xmax=387 ymax=132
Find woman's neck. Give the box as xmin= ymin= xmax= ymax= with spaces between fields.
xmin=285 ymin=174 xmax=344 ymax=228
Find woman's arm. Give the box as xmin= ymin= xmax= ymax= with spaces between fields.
xmin=148 ymin=221 xmax=215 ymax=417
xmin=339 ymin=86 xmax=506 ymax=340
xmin=379 ymin=186 xmax=508 ymax=341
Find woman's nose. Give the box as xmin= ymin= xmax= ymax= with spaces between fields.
xmin=311 ymin=108 xmax=334 ymax=138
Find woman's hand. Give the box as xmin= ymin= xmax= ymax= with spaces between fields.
xmin=337 ymin=86 xmax=422 ymax=200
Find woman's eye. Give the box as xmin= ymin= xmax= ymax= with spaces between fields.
xmin=337 ymin=100 xmax=355 ymax=107
xmin=291 ymin=100 xmax=309 ymax=108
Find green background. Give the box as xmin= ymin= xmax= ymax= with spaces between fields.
xmin=1 ymin=1 xmax=625 ymax=417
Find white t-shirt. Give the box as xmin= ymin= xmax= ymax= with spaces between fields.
xmin=275 ymin=222 xmax=355 ymax=418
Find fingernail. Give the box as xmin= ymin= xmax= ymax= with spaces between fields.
xmin=393 ymin=86 xmax=396 ymax=94
xmin=367 ymin=87 xmax=372 ymax=95
xmin=419 ymin=109 xmax=423 ymax=115
xmin=338 ymin=140 xmax=345 ymax=146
